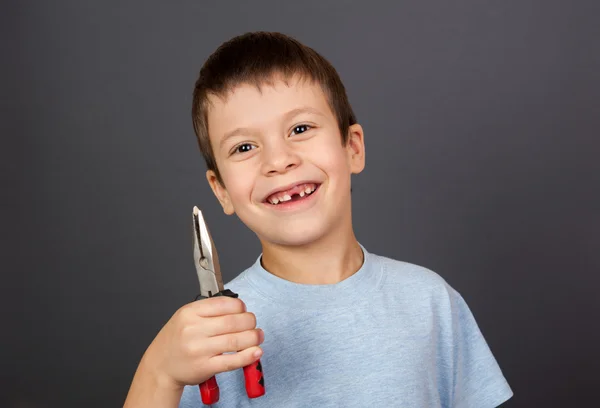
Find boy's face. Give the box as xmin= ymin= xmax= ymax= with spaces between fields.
xmin=205 ymin=75 xmax=365 ymax=247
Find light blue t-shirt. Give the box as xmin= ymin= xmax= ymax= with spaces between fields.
xmin=180 ymin=246 xmax=513 ymax=407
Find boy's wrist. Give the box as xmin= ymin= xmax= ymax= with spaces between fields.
xmin=124 ymin=354 xmax=184 ymax=408
xmin=138 ymin=352 xmax=183 ymax=393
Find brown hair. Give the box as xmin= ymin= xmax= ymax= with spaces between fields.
xmin=191 ymin=31 xmax=357 ymax=185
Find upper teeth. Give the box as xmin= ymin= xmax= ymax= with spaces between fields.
xmin=268 ymin=184 xmax=317 ymax=205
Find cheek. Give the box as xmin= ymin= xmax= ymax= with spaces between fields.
xmin=221 ymin=165 xmax=255 ymax=203
xmin=312 ymin=139 xmax=350 ymax=175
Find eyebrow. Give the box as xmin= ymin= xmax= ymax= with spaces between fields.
xmin=219 ymin=106 xmax=326 ymax=149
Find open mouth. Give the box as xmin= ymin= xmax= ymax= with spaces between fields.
xmin=264 ymin=182 xmax=321 ymax=206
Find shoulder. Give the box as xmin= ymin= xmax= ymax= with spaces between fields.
xmin=221 ymin=266 xmax=266 ymax=312
xmin=372 ymin=252 xmax=457 ymax=298
xmin=223 ymin=265 xmax=258 ymax=296
xmin=368 ymin=252 xmax=475 ymax=324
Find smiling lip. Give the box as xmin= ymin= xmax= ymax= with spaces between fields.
xmin=262 ymin=183 xmax=321 ymax=212
xmin=261 ymin=180 xmax=322 ymax=203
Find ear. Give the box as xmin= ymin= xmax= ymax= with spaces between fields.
xmin=206 ymin=170 xmax=235 ymax=215
xmin=346 ymin=124 xmax=365 ymax=174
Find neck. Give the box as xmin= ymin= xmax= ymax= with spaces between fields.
xmin=259 ymin=220 xmax=364 ymax=285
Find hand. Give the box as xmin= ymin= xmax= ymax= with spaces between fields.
xmin=141 ymin=296 xmax=264 ymax=389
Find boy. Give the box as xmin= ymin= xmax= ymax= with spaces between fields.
xmin=124 ymin=32 xmax=513 ymax=407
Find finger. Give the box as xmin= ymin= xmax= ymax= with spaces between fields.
xmin=200 ymin=312 xmax=257 ymax=337
xmin=208 ymin=346 xmax=264 ymax=374
xmin=190 ymin=296 xmax=246 ymax=317
xmin=205 ymin=328 xmax=264 ymax=355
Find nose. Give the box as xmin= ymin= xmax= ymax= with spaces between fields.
xmin=261 ymin=139 xmax=300 ymax=176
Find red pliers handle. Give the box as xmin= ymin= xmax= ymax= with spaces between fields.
xmin=198 ymin=290 xmax=265 ymax=405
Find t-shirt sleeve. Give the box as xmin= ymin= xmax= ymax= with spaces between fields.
xmin=449 ymin=289 xmax=513 ymax=408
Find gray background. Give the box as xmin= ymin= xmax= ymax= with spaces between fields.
xmin=3 ymin=0 xmax=599 ymax=407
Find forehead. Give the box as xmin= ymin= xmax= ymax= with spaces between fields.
xmin=206 ymin=75 xmax=333 ymax=139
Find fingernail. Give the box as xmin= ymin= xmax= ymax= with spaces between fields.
xmin=253 ymin=348 xmax=263 ymax=358
xmin=258 ymin=328 xmax=265 ymax=343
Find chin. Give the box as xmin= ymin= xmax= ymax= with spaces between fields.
xmin=257 ymin=219 xmax=332 ymax=248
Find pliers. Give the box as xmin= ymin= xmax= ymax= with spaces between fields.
xmin=192 ymin=206 xmax=265 ymax=405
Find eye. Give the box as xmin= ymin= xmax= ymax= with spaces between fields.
xmin=232 ymin=143 xmax=255 ymax=155
xmin=291 ymin=124 xmax=311 ymax=135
